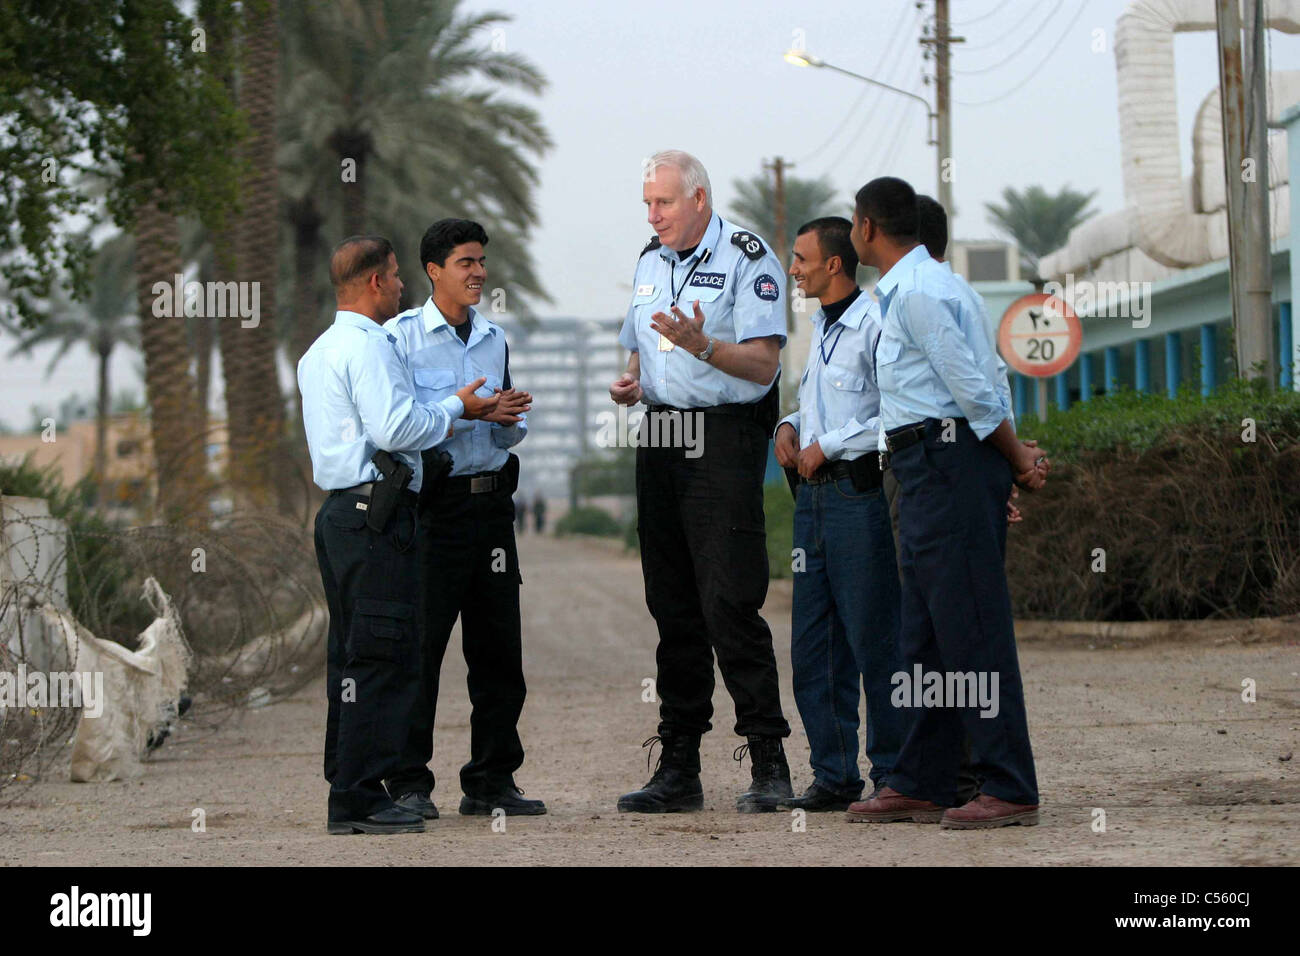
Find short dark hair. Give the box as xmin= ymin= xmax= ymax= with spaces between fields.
xmin=915 ymin=195 xmax=948 ymax=259
xmin=854 ymin=177 xmax=919 ymax=240
xmin=420 ymin=218 xmax=489 ymax=280
xmin=796 ymin=216 xmax=859 ymax=275
xmin=329 ymin=235 xmax=394 ymax=291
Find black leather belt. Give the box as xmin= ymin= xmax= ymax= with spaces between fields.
xmin=880 ymin=418 xmax=969 ymax=469
xmin=646 ymin=401 xmax=764 ymax=421
xmin=800 ymin=460 xmax=854 ymax=485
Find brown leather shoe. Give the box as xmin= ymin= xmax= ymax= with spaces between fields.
xmin=845 ymin=786 xmax=946 ymax=823
xmin=940 ymin=793 xmax=1039 ymax=829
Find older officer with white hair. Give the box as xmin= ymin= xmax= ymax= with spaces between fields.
xmin=610 ymin=149 xmax=793 ymax=814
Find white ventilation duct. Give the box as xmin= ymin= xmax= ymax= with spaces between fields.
xmin=1040 ymin=0 xmax=1300 ymax=280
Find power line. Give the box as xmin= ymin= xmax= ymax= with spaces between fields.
xmin=956 ymin=0 xmax=1088 ymax=106
xmin=949 ymin=0 xmax=1017 ymax=27
xmin=796 ymin=6 xmax=921 ymax=165
xmin=955 ymin=0 xmax=1063 ymax=64
xmin=815 ymin=14 xmax=925 ymax=175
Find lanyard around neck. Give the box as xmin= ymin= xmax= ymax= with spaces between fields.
xmin=819 ymin=320 xmax=847 ymax=366
xmin=669 ymin=249 xmax=711 ymax=307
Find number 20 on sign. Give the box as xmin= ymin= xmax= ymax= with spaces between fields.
xmin=997 ymin=292 xmax=1082 ymax=378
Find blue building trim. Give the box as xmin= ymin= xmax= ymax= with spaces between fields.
xmin=1200 ymin=323 xmax=1217 ymax=395
xmin=1165 ymin=331 xmax=1180 ymax=398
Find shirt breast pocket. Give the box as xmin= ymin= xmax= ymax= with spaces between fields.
xmin=875 ymin=338 xmax=903 ymax=367
xmin=469 ymin=363 xmax=502 ymax=394
xmin=681 ymin=281 xmax=728 ymax=334
xmin=825 ymin=365 xmax=866 ymax=392
xmin=413 ymin=367 xmax=457 ymax=401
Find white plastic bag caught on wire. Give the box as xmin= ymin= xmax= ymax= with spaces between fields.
xmin=36 ymin=577 xmax=192 ymax=782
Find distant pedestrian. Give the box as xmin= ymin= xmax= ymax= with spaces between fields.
xmin=532 ymin=493 xmax=546 ymax=534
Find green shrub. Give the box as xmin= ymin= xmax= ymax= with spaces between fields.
xmin=1008 ymin=380 xmax=1300 ymax=620
xmin=554 ymin=505 xmax=622 ymax=538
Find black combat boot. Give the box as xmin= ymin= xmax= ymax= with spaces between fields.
xmin=617 ymin=731 xmax=704 ymax=813
xmin=735 ymin=736 xmax=793 ymax=813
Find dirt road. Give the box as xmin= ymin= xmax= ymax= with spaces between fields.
xmin=3 ymin=534 xmax=1297 ymax=866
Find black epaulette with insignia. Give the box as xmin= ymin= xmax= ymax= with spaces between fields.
xmin=731 ymin=231 xmax=766 ymax=261
xmin=640 ymin=235 xmax=662 ymax=257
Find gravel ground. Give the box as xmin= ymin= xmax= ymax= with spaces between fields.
xmin=2 ymin=534 xmax=1297 ymax=866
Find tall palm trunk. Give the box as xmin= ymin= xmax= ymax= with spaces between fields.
xmin=289 ymin=195 xmax=324 ymax=368
xmin=94 ymin=343 xmax=111 ymax=505
xmin=329 ymin=127 xmax=370 ymax=235
xmin=135 ymin=198 xmax=207 ymax=521
xmin=223 ymin=0 xmax=286 ymax=509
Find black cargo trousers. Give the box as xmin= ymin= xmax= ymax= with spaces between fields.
xmin=385 ymin=479 xmax=526 ymax=799
xmin=315 ymin=489 xmax=422 ymax=822
xmin=635 ymin=407 xmax=790 ymax=740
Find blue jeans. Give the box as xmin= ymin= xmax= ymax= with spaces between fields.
xmin=791 ymin=477 xmax=904 ymax=797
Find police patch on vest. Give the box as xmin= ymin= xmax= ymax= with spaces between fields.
xmin=731 ymin=231 xmax=766 ymax=260
xmin=688 ymin=272 xmax=727 ymax=289
xmin=753 ymin=274 xmax=779 ymax=301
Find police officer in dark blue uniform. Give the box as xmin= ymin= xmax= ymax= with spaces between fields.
xmin=298 ymin=235 xmax=498 ymax=834
xmin=841 ymin=179 xmax=1048 ymax=830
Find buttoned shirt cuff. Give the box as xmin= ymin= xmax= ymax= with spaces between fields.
xmin=491 ymin=419 xmax=527 ymax=449
xmin=776 ymin=411 xmax=799 ymax=438
xmin=968 ymin=408 xmax=1007 ymax=441
xmin=817 ymin=430 xmax=845 ymax=460
xmin=439 ymin=395 xmax=465 ymax=435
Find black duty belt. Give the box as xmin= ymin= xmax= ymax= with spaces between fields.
xmin=330 ymin=483 xmax=419 ymax=505
xmin=442 ymin=468 xmax=505 ymax=495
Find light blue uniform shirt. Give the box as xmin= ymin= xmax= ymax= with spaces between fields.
xmin=874 ymin=245 xmax=1010 ymax=443
xmin=385 ymin=298 xmax=525 ymax=477
xmin=297 ymin=310 xmax=464 ymax=492
xmin=946 ymin=263 xmax=1014 ymax=423
xmin=777 ymin=289 xmax=882 ymax=461
xmin=618 ymin=212 xmax=786 ymax=408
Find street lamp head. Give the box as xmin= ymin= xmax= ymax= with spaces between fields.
xmin=783 ymin=49 xmax=821 ymax=68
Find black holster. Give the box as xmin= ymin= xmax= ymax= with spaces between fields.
xmin=368 ymin=449 xmax=414 ymax=533
xmin=417 ymin=447 xmax=454 ymax=514
xmin=847 ymin=451 xmax=883 ymax=491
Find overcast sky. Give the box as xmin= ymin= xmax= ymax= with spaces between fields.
xmin=4 ymin=0 xmax=1300 ymax=430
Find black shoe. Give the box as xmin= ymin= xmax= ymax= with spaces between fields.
xmin=617 ymin=732 xmax=704 ymax=813
xmin=735 ymin=736 xmax=794 ymax=813
xmin=459 ymin=785 xmax=547 ymax=816
xmin=394 ymin=791 xmax=439 ymax=819
xmin=779 ymin=781 xmax=857 ymax=812
xmin=327 ymin=806 xmax=426 ymax=835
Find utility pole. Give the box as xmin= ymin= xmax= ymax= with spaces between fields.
xmin=1216 ymin=0 xmax=1275 ymax=385
xmin=1242 ymin=0 xmax=1276 ymax=386
xmin=921 ymin=0 xmax=963 ymax=217
xmin=764 ymin=156 xmax=794 ymax=334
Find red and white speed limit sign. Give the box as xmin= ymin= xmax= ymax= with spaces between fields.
xmin=997 ymin=293 xmax=1081 ymax=378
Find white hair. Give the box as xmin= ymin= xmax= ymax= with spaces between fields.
xmin=646 ymin=149 xmax=712 ymax=205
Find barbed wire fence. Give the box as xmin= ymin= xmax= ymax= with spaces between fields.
xmin=1 ymin=458 xmax=327 ymax=798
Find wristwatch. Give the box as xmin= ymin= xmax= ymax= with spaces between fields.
xmin=694 ymin=336 xmax=716 ymax=362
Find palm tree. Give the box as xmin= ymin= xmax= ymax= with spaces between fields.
xmin=279 ymin=0 xmax=552 ymax=316
xmin=985 ymin=184 xmax=1099 ymax=278
xmin=2 ymin=235 xmax=139 ymax=499
xmin=218 ymin=0 xmax=286 ymax=508
xmin=134 ymin=196 xmax=209 ymax=519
